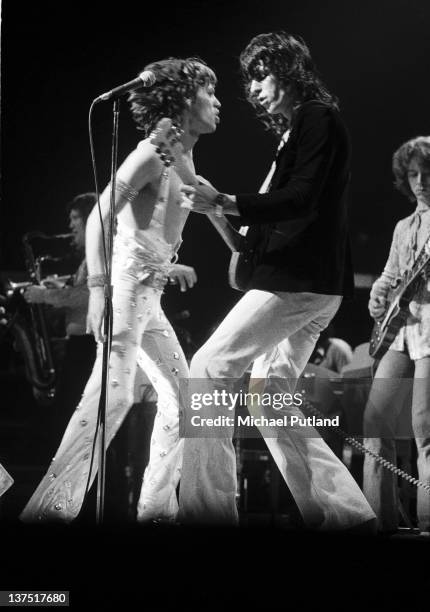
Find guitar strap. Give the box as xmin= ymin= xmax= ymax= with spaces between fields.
xmin=240 ymin=130 xmax=292 ymax=240
xmin=407 ymin=204 xmax=430 ymax=267
xmin=402 ymin=229 xmax=430 ymax=293
xmin=259 ymin=129 xmax=291 ymax=193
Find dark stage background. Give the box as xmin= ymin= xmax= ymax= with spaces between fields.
xmin=1 ymin=3 xmax=430 ymax=602
xmin=2 ymin=0 xmax=430 ymax=348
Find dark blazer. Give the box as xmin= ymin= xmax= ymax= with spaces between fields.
xmin=236 ymin=100 xmax=354 ymax=297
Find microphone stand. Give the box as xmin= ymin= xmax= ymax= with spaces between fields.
xmin=96 ymin=98 xmax=120 ymax=523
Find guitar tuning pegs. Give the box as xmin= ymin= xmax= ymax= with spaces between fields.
xmin=149 ymin=127 xmax=160 ymax=140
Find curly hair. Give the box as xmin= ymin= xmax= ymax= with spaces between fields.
xmin=392 ymin=136 xmax=430 ymax=201
xmin=128 ymin=57 xmax=216 ymax=136
xmin=240 ymin=31 xmax=338 ymax=136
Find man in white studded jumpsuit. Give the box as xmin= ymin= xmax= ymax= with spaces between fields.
xmin=20 ymin=57 xmax=220 ymax=523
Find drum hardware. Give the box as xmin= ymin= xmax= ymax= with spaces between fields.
xmin=0 ymin=232 xmax=73 ymax=404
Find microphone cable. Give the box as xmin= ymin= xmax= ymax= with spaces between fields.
xmin=80 ymin=99 xmax=112 ymax=515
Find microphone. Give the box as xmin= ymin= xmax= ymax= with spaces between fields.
xmin=95 ymin=71 xmax=156 ymax=102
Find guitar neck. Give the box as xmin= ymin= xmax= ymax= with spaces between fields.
xmin=151 ymin=127 xmax=242 ymax=255
xmin=206 ymin=213 xmax=241 ymax=253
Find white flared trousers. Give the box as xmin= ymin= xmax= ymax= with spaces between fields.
xmin=179 ymin=289 xmax=376 ymax=529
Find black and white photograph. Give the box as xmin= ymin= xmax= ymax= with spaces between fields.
xmin=1 ymin=0 xmax=429 ymax=608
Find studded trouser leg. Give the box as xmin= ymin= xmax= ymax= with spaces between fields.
xmin=20 ymin=274 xmax=188 ymax=523
xmin=135 ymin=312 xmax=188 ymax=521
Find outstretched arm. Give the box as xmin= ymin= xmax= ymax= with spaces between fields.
xmin=181 ymin=106 xmax=338 ymax=225
xmin=181 ymin=182 xmax=239 ymax=217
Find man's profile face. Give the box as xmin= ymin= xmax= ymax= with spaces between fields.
xmin=250 ymin=73 xmax=290 ymax=116
xmin=69 ymin=209 xmax=86 ymax=250
xmin=188 ymin=81 xmax=221 ymax=134
xmin=407 ymin=157 xmax=430 ymax=207
xmin=248 ymin=60 xmax=294 ymax=117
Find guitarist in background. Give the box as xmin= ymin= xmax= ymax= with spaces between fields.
xmin=364 ymin=136 xmax=430 ymax=535
xmin=179 ymin=31 xmax=376 ymax=530
xmin=20 ymin=57 xmax=219 ymax=523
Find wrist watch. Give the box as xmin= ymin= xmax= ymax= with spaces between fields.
xmin=214 ymin=193 xmax=228 ymax=218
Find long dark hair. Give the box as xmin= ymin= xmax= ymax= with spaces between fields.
xmin=240 ymin=31 xmax=338 ymax=136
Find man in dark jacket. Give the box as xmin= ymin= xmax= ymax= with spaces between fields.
xmin=179 ymin=32 xmax=375 ymax=529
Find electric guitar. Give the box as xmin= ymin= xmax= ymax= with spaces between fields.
xmin=369 ymin=236 xmax=430 ymax=359
xmin=150 ymin=118 xmax=255 ymax=291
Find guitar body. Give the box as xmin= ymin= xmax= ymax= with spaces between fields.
xmin=228 ymin=251 xmax=254 ymax=292
xmin=228 ymin=226 xmax=261 ymax=292
xmin=369 ymin=300 xmax=408 ymax=359
xmin=368 ymin=275 xmax=425 ymax=359
xmin=368 ymin=236 xmax=430 ymax=359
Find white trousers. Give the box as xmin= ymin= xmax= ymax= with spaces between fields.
xmin=20 ymin=232 xmax=188 ymax=523
xmin=178 ymin=289 xmax=376 ymax=529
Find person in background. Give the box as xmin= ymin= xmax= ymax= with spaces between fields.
xmin=24 ymin=193 xmax=98 ymax=437
xmin=309 ymin=325 xmax=353 ymax=373
xmin=364 ymin=136 xmax=430 ymax=535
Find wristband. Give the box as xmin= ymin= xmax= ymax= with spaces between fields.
xmin=115 ymin=179 xmax=139 ymax=204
